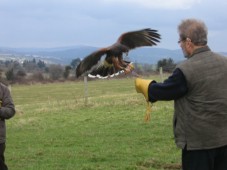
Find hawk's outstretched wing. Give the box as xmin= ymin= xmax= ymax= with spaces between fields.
xmin=76 ymin=28 xmax=161 ymax=78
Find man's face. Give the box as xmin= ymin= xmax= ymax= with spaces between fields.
xmin=178 ymin=38 xmax=192 ymax=58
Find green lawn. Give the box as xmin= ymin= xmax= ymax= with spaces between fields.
xmin=6 ymin=76 xmax=181 ymax=170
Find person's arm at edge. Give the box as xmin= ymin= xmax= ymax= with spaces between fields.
xmin=0 ymin=84 xmax=15 ymax=120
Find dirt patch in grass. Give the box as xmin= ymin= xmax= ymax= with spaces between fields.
xmin=137 ymin=159 xmax=181 ymax=170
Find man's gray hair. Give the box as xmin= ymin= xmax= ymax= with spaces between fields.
xmin=178 ymin=19 xmax=208 ymax=45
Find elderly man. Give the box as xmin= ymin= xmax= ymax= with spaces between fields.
xmin=135 ymin=18 xmax=227 ymax=170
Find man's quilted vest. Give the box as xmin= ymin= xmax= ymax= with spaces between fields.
xmin=174 ymin=46 xmax=227 ymax=150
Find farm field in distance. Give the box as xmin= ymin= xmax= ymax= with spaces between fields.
xmin=7 ymin=75 xmax=181 ymax=170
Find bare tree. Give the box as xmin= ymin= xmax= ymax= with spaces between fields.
xmin=48 ymin=64 xmax=64 ymax=80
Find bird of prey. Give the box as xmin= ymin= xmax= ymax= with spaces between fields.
xmin=76 ymin=28 xmax=161 ymax=78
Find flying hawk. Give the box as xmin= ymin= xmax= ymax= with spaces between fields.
xmin=76 ymin=28 xmax=161 ymax=78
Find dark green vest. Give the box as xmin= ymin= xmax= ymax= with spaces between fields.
xmin=175 ymin=46 xmax=227 ymax=150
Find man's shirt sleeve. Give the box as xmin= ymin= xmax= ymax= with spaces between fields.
xmin=148 ymin=68 xmax=188 ymax=102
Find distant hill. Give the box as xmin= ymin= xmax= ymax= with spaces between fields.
xmin=0 ymin=46 xmax=98 ymax=64
xmin=0 ymin=46 xmax=226 ymax=65
xmin=129 ymin=48 xmax=184 ymax=64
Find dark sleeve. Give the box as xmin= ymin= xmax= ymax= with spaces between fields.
xmin=148 ymin=68 xmax=188 ymax=102
xmin=0 ymin=85 xmax=15 ymax=120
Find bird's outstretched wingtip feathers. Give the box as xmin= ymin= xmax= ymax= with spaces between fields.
xmin=117 ymin=28 xmax=161 ymax=49
xmin=76 ymin=64 xmax=82 ymax=78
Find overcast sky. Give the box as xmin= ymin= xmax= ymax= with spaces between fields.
xmin=0 ymin=0 xmax=226 ymax=52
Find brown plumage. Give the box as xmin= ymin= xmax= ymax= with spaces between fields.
xmin=76 ymin=28 xmax=161 ymax=78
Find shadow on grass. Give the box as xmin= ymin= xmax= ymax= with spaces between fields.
xmin=136 ymin=159 xmax=181 ymax=170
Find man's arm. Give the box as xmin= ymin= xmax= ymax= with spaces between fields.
xmin=0 ymin=85 xmax=15 ymax=120
xmin=148 ymin=68 xmax=188 ymax=102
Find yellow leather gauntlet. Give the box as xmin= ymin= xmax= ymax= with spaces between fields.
xmin=135 ymin=78 xmax=153 ymax=122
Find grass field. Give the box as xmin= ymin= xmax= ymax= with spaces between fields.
xmin=6 ymin=75 xmax=181 ymax=170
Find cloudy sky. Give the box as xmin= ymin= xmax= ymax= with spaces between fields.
xmin=0 ymin=0 xmax=226 ymax=52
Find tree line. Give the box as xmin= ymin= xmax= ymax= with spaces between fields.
xmin=0 ymin=57 xmax=176 ymax=84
